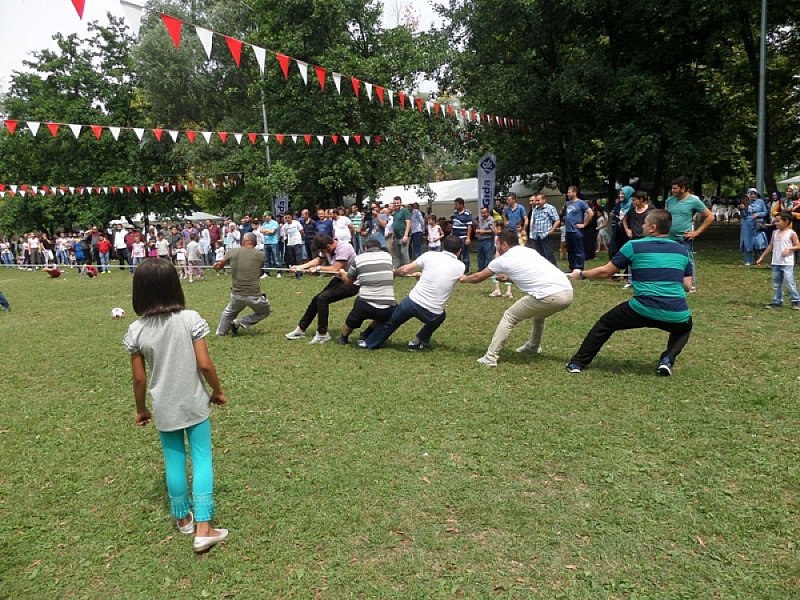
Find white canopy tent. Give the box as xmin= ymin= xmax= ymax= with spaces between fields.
xmin=185 ymin=211 xmax=225 ymax=222
xmin=778 ymin=175 xmax=800 ymax=186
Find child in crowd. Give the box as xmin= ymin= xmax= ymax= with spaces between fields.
xmin=757 ymin=211 xmax=800 ymax=309
xmin=174 ymin=240 xmax=188 ymax=279
xmin=123 ymin=258 xmax=228 ymax=553
xmin=213 ymin=240 xmax=225 ymax=275
xmin=97 ymin=234 xmax=112 ymax=273
xmin=186 ymin=233 xmax=205 ymax=283
xmin=72 ymin=236 xmax=85 ymax=266
xmin=131 ymin=235 xmax=146 ymax=269
xmin=489 ymin=220 xmax=513 ymax=299
xmin=426 ymin=215 xmax=443 ymax=251
xmin=595 ymin=207 xmax=610 ymax=253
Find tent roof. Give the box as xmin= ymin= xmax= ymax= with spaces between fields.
xmin=778 ymin=175 xmax=800 ymax=186
xmin=185 ymin=211 xmax=224 ymax=222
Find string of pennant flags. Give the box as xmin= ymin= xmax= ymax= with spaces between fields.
xmin=0 ymin=174 xmax=242 ymax=199
xmin=0 ymin=119 xmax=381 ymax=147
xmin=65 ymin=1 xmax=531 ymax=131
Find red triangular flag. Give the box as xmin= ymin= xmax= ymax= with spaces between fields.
xmin=4 ymin=120 xmax=18 ymax=134
xmin=71 ymin=0 xmax=86 ymax=19
xmin=375 ymin=86 xmax=384 ymax=105
xmin=354 ymin=135 xmax=362 ymax=145
xmin=248 ymin=132 xmax=258 ymax=144
xmin=152 ymin=128 xmax=164 ymax=141
xmin=125 ymin=186 xmax=131 ymax=193
xmin=331 ymin=134 xmax=339 ymax=145
xmin=275 ymin=134 xmax=285 ymax=145
xmin=186 ymin=130 xmax=196 ymax=143
xmin=111 ymin=186 xmax=118 ymax=194
xmin=276 ymin=54 xmax=290 ymax=79
xmin=224 ymin=36 xmax=243 ymax=67
xmin=91 ymin=125 xmax=103 ymax=139
xmin=303 ymin=134 xmax=312 ymax=145
xmin=0 ymin=184 xmax=5 ymax=192
xmin=314 ymin=66 xmax=326 ymax=90
xmin=434 ymin=103 xmax=441 ymax=115
xmin=447 ymin=105 xmax=454 ymax=117
xmin=160 ymin=14 xmax=183 ymax=49
xmin=46 ymin=122 xmax=60 ymax=137
xmin=398 ymin=91 xmax=406 ymax=110
xmin=21 ymin=184 xmax=29 ymax=192
xmin=351 ymin=77 xmax=360 ymax=97
xmin=217 ymin=131 xmax=228 ymax=144
xmin=375 ymin=135 xmax=381 ymax=145
xmin=415 ymin=97 xmax=423 ymax=112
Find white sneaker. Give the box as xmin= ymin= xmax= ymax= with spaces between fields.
xmin=515 ymin=344 xmax=542 ymax=354
xmin=260 ymin=274 xmax=268 ymax=279
xmin=489 ymin=290 xmax=502 ymax=297
xmin=276 ymin=272 xmax=282 ymax=278
xmin=476 ymin=355 xmax=497 ymax=367
xmin=309 ymin=332 xmax=332 ymax=344
xmin=503 ymin=291 xmax=513 ymax=299
xmin=285 ymin=327 xmax=306 ymax=340
xmin=622 ymin=282 xmax=632 ymax=289
xmin=193 ymin=528 xmax=229 ymax=553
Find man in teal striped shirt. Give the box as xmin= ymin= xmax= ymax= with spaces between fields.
xmin=565 ymin=209 xmax=693 ymax=376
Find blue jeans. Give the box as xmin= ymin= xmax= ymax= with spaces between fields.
xmin=680 ymin=238 xmax=696 ymax=288
xmin=99 ymin=252 xmax=110 ymax=272
xmin=410 ymin=231 xmax=423 ymax=260
xmin=771 ymin=264 xmax=800 ymax=305
xmin=263 ymin=244 xmax=280 ymax=271
xmin=458 ymin=237 xmax=470 ymax=273
xmin=364 ymin=296 xmax=446 ymax=349
xmin=158 ymin=418 xmax=215 ymax=522
xmin=565 ymin=231 xmax=585 ymax=270
xmin=477 ymin=237 xmax=494 ymax=271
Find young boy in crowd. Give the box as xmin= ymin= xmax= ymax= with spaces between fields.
xmin=757 ymin=212 xmax=800 ymax=309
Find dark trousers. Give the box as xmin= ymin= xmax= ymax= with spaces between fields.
xmin=298 ymin=277 xmax=359 ymax=335
xmin=565 ymin=231 xmax=585 ymax=270
xmin=364 ymin=296 xmax=446 ymax=349
xmin=410 ymin=231 xmax=423 ymax=260
xmin=570 ymin=301 xmax=693 ymax=367
xmin=477 ymin=237 xmax=494 ymax=271
xmin=529 ymin=236 xmax=557 ymax=266
xmin=115 ymin=247 xmax=130 ymax=269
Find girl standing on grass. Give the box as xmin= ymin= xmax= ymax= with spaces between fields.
xmin=123 ymin=258 xmax=229 ymax=553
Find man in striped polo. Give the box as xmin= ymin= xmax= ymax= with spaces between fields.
xmin=336 ymin=239 xmax=396 ymax=345
xmin=565 ymin=209 xmax=693 ymax=376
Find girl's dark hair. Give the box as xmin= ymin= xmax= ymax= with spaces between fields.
xmin=131 ymin=258 xmax=186 ymax=316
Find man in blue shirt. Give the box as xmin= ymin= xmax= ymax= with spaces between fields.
xmin=563 ymin=186 xmax=593 ymax=270
xmin=259 ymin=213 xmax=280 ymax=278
xmin=503 ymin=192 xmax=528 ymax=233
xmin=451 ymin=197 xmax=473 ymax=273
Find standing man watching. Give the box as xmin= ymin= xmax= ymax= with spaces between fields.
xmin=528 ymin=193 xmax=561 ymax=266
xmin=503 ymin=192 xmax=528 ymax=234
xmin=260 ymin=213 xmax=280 ymax=278
xmin=666 ymin=176 xmax=714 ymax=292
xmin=410 ymin=203 xmax=426 ymax=260
xmin=360 ymin=235 xmax=465 ymax=350
xmin=113 ymin=223 xmax=130 ymax=270
xmin=451 ymin=197 xmax=473 ymax=273
xmin=564 ymin=186 xmax=593 ymax=271
xmin=475 ymin=206 xmax=496 ymax=271
xmin=391 ymin=197 xmax=412 ymax=267
xmin=460 ymin=229 xmax=573 ymax=367
xmin=565 ymin=209 xmax=693 ymax=376
xmin=214 ymin=232 xmax=272 ymax=336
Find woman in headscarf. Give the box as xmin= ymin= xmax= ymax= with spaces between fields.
xmin=738 ymin=187 xmax=768 ymax=265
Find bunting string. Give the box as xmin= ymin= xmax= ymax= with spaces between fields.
xmin=1 ymin=119 xmax=381 ymax=147
xmin=0 ymin=175 xmax=242 ymax=199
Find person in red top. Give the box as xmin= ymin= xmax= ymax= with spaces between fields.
xmin=97 ymin=234 xmax=112 ymax=273
xmin=206 ymin=220 xmax=222 ymax=264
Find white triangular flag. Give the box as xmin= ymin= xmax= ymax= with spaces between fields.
xmin=69 ymin=124 xmax=82 ymax=138
xmin=291 ymin=135 xmax=298 ymax=144
xmin=103 ymin=186 xmax=109 ymax=195
xmin=296 ymin=60 xmax=309 ymax=85
xmin=168 ymin=130 xmax=179 ymax=142
xmin=68 ymin=186 xmax=74 ymax=194
xmin=317 ymin=135 xmax=324 ymax=145
xmin=387 ymin=90 xmax=394 ymax=107
xmin=119 ymin=1 xmax=144 ymax=37
xmin=10 ymin=185 xmax=18 ymax=193
xmin=19 ymin=190 xmax=26 ymax=197
xmin=195 ymin=26 xmax=214 ymax=59
xmin=147 ymin=186 xmax=153 ymax=193
xmin=133 ymin=127 xmax=144 ymax=140
xmin=27 ymin=121 xmax=40 ymax=136
xmin=0 ymin=192 xmax=4 ymax=198
xmin=32 ymin=185 xmax=38 ymax=194
xmin=201 ymin=131 xmax=212 ymax=144
xmin=426 ymin=100 xmax=433 ymax=115
xmin=109 ymin=126 xmax=121 ymax=140
xmin=364 ymin=82 xmax=373 ymax=101
xmin=252 ymin=45 xmax=266 ymax=74
xmin=262 ymin=134 xmax=269 ymax=142
xmin=332 ymin=72 xmax=342 ymax=94
xmin=233 ymin=133 xmax=243 ymax=145
xmin=343 ymin=135 xmax=350 ymax=145
xmin=365 ymin=136 xmax=371 ymax=145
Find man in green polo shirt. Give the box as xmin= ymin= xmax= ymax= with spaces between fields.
xmin=391 ymin=196 xmax=412 ymax=268
xmin=665 ymin=175 xmax=714 ymax=291
xmin=565 ymin=209 xmax=693 ymax=376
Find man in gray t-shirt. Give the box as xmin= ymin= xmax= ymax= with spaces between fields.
xmin=214 ymin=232 xmax=272 ymax=335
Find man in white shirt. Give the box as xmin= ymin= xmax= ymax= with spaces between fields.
xmin=113 ymin=223 xmax=130 ymax=270
xmin=460 ymin=229 xmax=574 ymax=366
xmin=360 ymin=235 xmax=465 ymax=350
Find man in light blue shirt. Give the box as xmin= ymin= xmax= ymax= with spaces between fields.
xmin=260 ymin=213 xmax=280 ymax=278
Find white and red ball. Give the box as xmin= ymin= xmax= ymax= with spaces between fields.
xmin=111 ymin=307 xmax=126 ymax=319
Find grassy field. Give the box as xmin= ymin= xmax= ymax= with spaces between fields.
xmin=1 ymin=225 xmax=798 ymax=598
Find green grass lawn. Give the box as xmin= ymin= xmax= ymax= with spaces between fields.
xmin=1 ymin=226 xmax=798 ymax=598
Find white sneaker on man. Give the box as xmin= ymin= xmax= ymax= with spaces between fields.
xmin=476 ymin=355 xmax=497 ymax=367
xmin=515 ymin=344 xmax=542 ymax=354
xmin=285 ymin=327 xmax=306 ymax=340
xmin=309 ymin=332 xmax=332 ymax=344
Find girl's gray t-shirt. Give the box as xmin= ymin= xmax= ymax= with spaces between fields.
xmin=123 ymin=310 xmax=211 ymax=431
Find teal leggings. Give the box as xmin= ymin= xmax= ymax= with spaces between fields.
xmin=158 ymin=418 xmax=215 ymax=522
